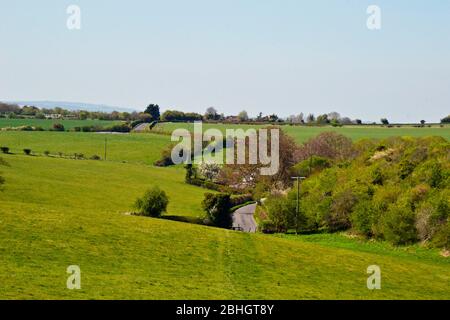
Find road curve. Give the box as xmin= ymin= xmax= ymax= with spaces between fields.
xmin=133 ymin=123 xmax=149 ymax=132
xmin=232 ymin=203 xmax=257 ymax=233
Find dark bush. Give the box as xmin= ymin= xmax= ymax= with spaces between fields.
xmin=230 ymin=194 xmax=254 ymax=207
xmin=399 ymin=160 xmax=415 ymax=179
xmin=108 ymin=124 xmax=131 ymax=133
xmin=149 ymin=121 xmax=158 ymax=130
xmin=292 ymin=156 xmax=331 ymax=177
xmin=82 ymin=126 xmax=93 ymax=132
xmin=23 ymin=149 xmax=32 ymax=155
xmin=90 ymin=155 xmax=101 ymax=160
xmin=52 ymin=123 xmax=65 ymax=132
xmin=258 ymin=220 xmax=277 ymax=234
xmin=134 ymin=187 xmax=169 ymax=217
xmin=130 ymin=120 xmax=144 ymax=128
xmin=202 ymin=193 xmax=232 ymax=228
xmin=351 ymin=200 xmax=376 ymax=237
xmin=431 ymin=222 xmax=450 ymax=249
xmin=44 ymin=151 xmax=50 ymax=156
xmin=1 ymin=147 xmax=9 ymax=154
xmin=154 ymin=145 xmax=175 ymax=167
xmin=382 ymin=203 xmax=417 ymax=245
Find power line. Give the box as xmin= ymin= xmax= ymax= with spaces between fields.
xmin=291 ymin=176 xmax=306 ymax=234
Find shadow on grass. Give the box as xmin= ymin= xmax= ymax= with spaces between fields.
xmin=162 ymin=215 xmax=206 ymax=226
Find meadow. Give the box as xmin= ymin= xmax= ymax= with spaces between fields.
xmin=0 ymin=127 xmax=449 ymax=299
xmin=0 ymin=118 xmax=122 ymax=130
xmin=0 ymin=131 xmax=170 ymax=165
xmin=153 ymin=122 xmax=450 ymax=143
xmin=0 ymin=154 xmax=449 ymax=299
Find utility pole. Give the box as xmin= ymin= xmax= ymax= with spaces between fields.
xmin=291 ymin=176 xmax=306 ymax=234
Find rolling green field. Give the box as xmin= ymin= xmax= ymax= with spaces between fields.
xmin=153 ymin=122 xmax=450 ymax=143
xmin=1 ymin=128 xmax=449 ymax=299
xmin=0 ymin=118 xmax=122 ymax=130
xmin=0 ymin=145 xmax=449 ymax=299
xmin=0 ymin=132 xmax=171 ymax=165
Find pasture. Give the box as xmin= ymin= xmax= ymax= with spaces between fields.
xmin=0 ymin=118 xmax=122 ymax=130
xmin=153 ymin=122 xmax=450 ymax=143
xmin=0 ymin=155 xmax=449 ymax=299
xmin=0 ymin=126 xmax=449 ymax=299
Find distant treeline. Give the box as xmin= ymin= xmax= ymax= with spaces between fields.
xmin=1 ymin=102 xmax=449 ymax=125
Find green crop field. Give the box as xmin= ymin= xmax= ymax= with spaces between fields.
xmin=0 ymin=118 xmax=122 ymax=130
xmin=0 ymin=132 xmax=171 ymax=165
xmin=0 ymin=131 xmax=449 ymax=299
xmin=153 ymin=122 xmax=450 ymax=143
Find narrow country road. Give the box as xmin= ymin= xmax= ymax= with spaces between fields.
xmin=133 ymin=123 xmax=149 ymax=132
xmin=232 ymin=203 xmax=257 ymax=233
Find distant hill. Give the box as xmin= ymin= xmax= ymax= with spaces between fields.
xmin=8 ymin=101 xmax=138 ymax=113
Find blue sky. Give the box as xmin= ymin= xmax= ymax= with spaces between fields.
xmin=0 ymin=0 xmax=449 ymax=122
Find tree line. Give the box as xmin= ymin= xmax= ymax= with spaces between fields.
xmin=1 ymin=102 xmax=448 ymax=125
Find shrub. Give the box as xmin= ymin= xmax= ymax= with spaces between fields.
xmin=23 ymin=149 xmax=32 ymax=155
xmin=130 ymin=120 xmax=144 ymax=128
xmin=429 ymin=162 xmax=443 ymax=188
xmin=154 ymin=145 xmax=175 ymax=167
xmin=202 ymin=181 xmax=223 ymax=192
xmin=264 ymin=194 xmax=296 ymax=233
xmin=74 ymin=153 xmax=85 ymax=160
xmin=230 ymin=194 xmax=254 ymax=208
xmin=90 ymin=155 xmax=101 ymax=160
xmin=198 ymin=162 xmax=221 ymax=181
xmin=184 ymin=164 xmax=196 ymax=183
xmin=134 ymin=187 xmax=169 ymax=217
xmin=149 ymin=121 xmax=158 ymax=130
xmin=431 ymin=221 xmax=450 ymax=249
xmin=82 ymin=126 xmax=93 ymax=132
xmin=382 ymin=203 xmax=417 ymax=245
xmin=297 ymin=132 xmax=356 ymax=162
xmin=351 ymin=200 xmax=376 ymax=237
xmin=202 ymin=193 xmax=232 ymax=228
xmin=292 ymin=156 xmax=331 ymax=177
xmin=52 ymin=123 xmax=65 ymax=132
xmin=108 ymin=124 xmax=131 ymax=133
xmin=252 ymin=180 xmax=271 ymax=201
xmin=1 ymin=147 xmax=9 ymax=154
xmin=415 ymin=204 xmax=434 ymax=242
xmin=399 ymin=160 xmax=415 ymax=180
xmin=258 ymin=220 xmax=277 ymax=234
xmin=44 ymin=151 xmax=50 ymax=156
xmin=327 ymin=189 xmax=357 ymax=231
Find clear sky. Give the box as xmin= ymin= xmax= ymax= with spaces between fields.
xmin=1 ymin=0 xmax=449 ymax=122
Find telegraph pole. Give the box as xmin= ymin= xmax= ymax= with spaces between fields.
xmin=291 ymin=176 xmax=306 ymax=234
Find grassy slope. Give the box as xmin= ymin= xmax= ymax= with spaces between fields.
xmin=0 ymin=132 xmax=171 ymax=165
xmin=154 ymin=122 xmax=450 ymax=143
xmin=0 ymin=154 xmax=449 ymax=299
xmin=0 ymin=119 xmax=122 ymax=130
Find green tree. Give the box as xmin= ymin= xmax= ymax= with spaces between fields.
xmin=134 ymin=187 xmax=169 ymax=217
xmin=204 ymin=107 xmax=219 ymax=121
xmin=144 ymin=104 xmax=160 ymax=121
xmin=237 ymin=110 xmax=249 ymax=122
xmin=381 ymin=118 xmax=389 ymax=125
xmin=440 ymin=115 xmax=450 ymax=123
xmin=202 ymin=193 xmax=232 ymax=228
